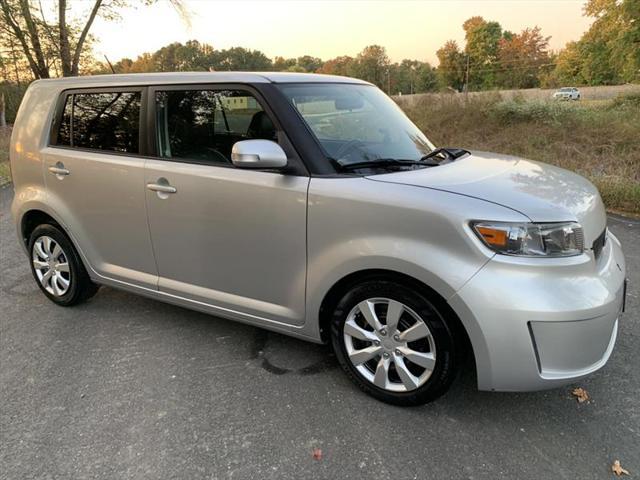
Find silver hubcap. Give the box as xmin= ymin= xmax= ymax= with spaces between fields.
xmin=343 ymin=298 xmax=436 ymax=392
xmin=32 ymin=236 xmax=71 ymax=297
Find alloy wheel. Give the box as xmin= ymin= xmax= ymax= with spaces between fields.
xmin=32 ymin=235 xmax=71 ymax=297
xmin=343 ymin=297 xmax=436 ymax=392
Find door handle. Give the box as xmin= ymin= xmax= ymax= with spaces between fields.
xmin=146 ymin=183 xmax=177 ymax=194
xmin=48 ymin=165 xmax=70 ymax=176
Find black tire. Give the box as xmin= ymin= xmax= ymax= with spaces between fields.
xmin=28 ymin=223 xmax=99 ymax=306
xmin=330 ymin=279 xmax=459 ymax=406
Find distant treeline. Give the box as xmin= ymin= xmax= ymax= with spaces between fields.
xmin=1 ymin=0 xmax=638 ymax=122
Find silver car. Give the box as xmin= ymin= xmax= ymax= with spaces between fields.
xmin=552 ymin=87 xmax=581 ymax=100
xmin=10 ymin=73 xmax=626 ymax=405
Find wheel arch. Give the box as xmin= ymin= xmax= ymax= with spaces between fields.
xmin=317 ymin=269 xmax=474 ymax=360
xmin=20 ymin=209 xmax=62 ymax=247
xmin=18 ymin=207 xmax=95 ymax=282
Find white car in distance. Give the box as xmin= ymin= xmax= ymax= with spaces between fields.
xmin=553 ymin=87 xmax=581 ymax=100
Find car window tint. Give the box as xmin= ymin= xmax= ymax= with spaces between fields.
xmin=155 ymin=89 xmax=276 ymax=164
xmin=72 ymin=92 xmax=141 ymax=153
xmin=56 ymin=96 xmax=73 ymax=146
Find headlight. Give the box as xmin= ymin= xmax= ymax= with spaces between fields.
xmin=471 ymin=221 xmax=584 ymax=257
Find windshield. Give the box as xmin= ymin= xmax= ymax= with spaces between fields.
xmin=278 ymin=83 xmax=435 ymax=170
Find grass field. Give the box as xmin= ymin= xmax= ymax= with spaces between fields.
xmin=398 ymin=92 xmax=640 ymax=215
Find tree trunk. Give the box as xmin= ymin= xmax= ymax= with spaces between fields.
xmin=18 ymin=0 xmax=49 ymax=78
xmin=58 ymin=0 xmax=72 ymax=76
xmin=0 ymin=93 xmax=6 ymax=128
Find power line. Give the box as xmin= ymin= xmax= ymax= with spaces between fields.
xmin=438 ymin=62 xmax=559 ymax=73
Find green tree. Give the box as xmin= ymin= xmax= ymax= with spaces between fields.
xmin=353 ymin=45 xmax=390 ymax=90
xmin=272 ymin=56 xmax=296 ymax=71
xmin=149 ymin=40 xmax=214 ymax=71
xmin=496 ymin=27 xmax=551 ymax=88
xmin=211 ymin=47 xmax=272 ymax=71
xmin=463 ymin=16 xmax=503 ymax=89
xmin=393 ymin=59 xmax=438 ymax=94
xmin=550 ymin=0 xmax=639 ymax=85
xmin=317 ymin=55 xmax=355 ymax=76
xmin=436 ymin=40 xmax=465 ymax=92
xmin=415 ymin=62 xmax=438 ymax=92
xmin=295 ymin=55 xmax=323 ymax=72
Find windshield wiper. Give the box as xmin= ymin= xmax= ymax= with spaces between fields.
xmin=421 ymin=147 xmax=469 ymax=163
xmin=333 ymin=148 xmax=469 ymax=172
xmin=335 ymin=158 xmax=432 ymax=171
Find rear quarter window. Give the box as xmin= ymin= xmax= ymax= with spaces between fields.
xmin=53 ymin=91 xmax=141 ymax=154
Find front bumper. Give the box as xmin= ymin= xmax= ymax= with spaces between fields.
xmin=450 ymin=231 xmax=626 ymax=391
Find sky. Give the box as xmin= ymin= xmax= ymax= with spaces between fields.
xmin=88 ymin=0 xmax=594 ymax=65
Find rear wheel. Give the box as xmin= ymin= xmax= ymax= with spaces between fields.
xmin=28 ymin=224 xmax=99 ymax=306
xmin=330 ymin=280 xmax=459 ymax=406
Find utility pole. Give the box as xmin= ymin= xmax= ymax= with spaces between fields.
xmin=387 ymin=68 xmax=391 ymax=95
xmin=464 ymin=54 xmax=470 ymax=100
xmin=410 ymin=64 xmax=416 ymax=95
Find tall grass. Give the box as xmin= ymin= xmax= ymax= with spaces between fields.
xmin=399 ymin=93 xmax=640 ymax=214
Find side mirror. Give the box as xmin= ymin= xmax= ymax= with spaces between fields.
xmin=231 ymin=140 xmax=288 ymax=169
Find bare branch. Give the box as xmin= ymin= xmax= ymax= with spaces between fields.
xmin=71 ymin=0 xmax=102 ymax=75
xmin=168 ymin=0 xmax=192 ymax=30
xmin=0 ymin=0 xmax=44 ymax=78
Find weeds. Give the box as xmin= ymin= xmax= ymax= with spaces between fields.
xmin=399 ymin=92 xmax=640 ymax=214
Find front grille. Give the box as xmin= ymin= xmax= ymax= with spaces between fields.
xmin=592 ymin=228 xmax=607 ymax=259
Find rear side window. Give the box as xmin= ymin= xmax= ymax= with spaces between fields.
xmin=54 ymin=91 xmax=141 ymax=154
xmin=155 ymin=89 xmax=276 ymax=165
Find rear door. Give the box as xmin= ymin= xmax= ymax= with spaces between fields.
xmin=45 ymin=88 xmax=157 ymax=288
xmin=144 ymin=85 xmax=309 ymax=326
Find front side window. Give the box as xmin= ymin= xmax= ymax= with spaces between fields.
xmin=155 ymin=89 xmax=276 ymax=164
xmin=277 ymin=83 xmax=435 ymax=170
xmin=55 ymin=91 xmax=141 ymax=153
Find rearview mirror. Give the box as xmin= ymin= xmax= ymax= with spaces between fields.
xmin=335 ymin=96 xmax=364 ymax=111
xmin=231 ymin=140 xmax=288 ymax=169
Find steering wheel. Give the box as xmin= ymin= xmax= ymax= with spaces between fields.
xmin=334 ymin=139 xmax=368 ymax=160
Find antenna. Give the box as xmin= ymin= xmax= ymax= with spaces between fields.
xmin=104 ymin=55 xmax=116 ymax=74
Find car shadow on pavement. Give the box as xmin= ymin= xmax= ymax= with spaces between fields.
xmin=90 ymin=284 xmax=571 ymax=415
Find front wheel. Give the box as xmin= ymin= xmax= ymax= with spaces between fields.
xmin=330 ymin=280 xmax=459 ymax=406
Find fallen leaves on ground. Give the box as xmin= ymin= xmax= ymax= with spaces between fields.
xmin=612 ymin=460 xmax=630 ymax=476
xmin=572 ymin=387 xmax=590 ymax=403
xmin=312 ymin=448 xmax=322 ymax=460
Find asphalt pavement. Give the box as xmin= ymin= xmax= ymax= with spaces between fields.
xmin=1 ymin=184 xmax=638 ymax=479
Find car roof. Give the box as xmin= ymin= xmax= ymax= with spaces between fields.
xmin=33 ymin=71 xmax=372 ymax=88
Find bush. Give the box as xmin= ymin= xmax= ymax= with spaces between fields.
xmin=608 ymin=92 xmax=640 ymax=110
xmin=0 ymin=82 xmax=29 ymax=124
xmin=489 ymin=99 xmax=576 ymax=126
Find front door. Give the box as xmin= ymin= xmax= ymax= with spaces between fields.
xmin=144 ymin=86 xmax=309 ymax=325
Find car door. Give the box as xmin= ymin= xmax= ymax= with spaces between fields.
xmin=144 ymin=85 xmax=309 ymax=326
xmin=44 ymin=88 xmax=157 ymax=288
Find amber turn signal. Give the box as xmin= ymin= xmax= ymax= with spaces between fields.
xmin=475 ymin=226 xmax=508 ymax=247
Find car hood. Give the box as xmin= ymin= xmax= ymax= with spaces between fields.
xmin=367 ymin=151 xmax=607 ymax=245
